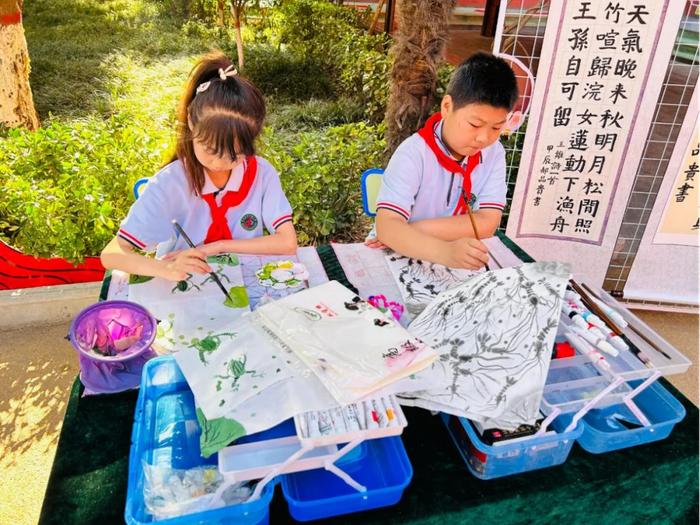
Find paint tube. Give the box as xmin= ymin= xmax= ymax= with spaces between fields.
xmin=317 ymin=410 xmax=333 ymax=435
xmin=344 ymin=404 xmax=361 ymax=432
xmin=306 ymin=411 xmax=320 ymax=438
xmin=562 ymin=303 xmax=589 ymax=329
xmin=381 ymin=397 xmax=397 ymax=426
xmin=564 ymin=331 xmax=611 ymax=371
xmin=372 ymin=399 xmax=387 ymax=427
xmin=330 ymin=407 xmax=348 ymax=434
xmin=364 ymin=400 xmax=379 ymax=429
xmin=570 ymin=325 xmax=619 ymax=357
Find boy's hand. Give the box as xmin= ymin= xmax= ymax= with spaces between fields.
xmin=160 ymin=248 xmax=212 ymax=281
xmin=364 ymin=236 xmax=386 ymax=250
xmin=443 ymin=238 xmax=489 ymax=270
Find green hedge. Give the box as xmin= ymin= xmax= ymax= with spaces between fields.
xmin=264 ymin=122 xmax=385 ymax=246
xmin=0 ymin=116 xmax=384 ymax=261
xmin=242 ymin=44 xmax=334 ymax=101
xmin=0 ymin=116 xmax=168 ymax=261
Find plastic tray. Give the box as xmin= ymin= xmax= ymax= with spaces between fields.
xmin=567 ymin=379 xmax=686 ymax=454
xmin=280 ymin=436 xmax=413 ymax=521
xmin=441 ymin=413 xmax=583 ymax=480
xmin=125 ymin=356 xmax=275 ymax=525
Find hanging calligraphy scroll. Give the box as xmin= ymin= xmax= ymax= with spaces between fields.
xmin=623 ymin=87 xmax=699 ymax=307
xmin=506 ymin=0 xmax=686 ymax=286
xmin=653 ymin=112 xmax=700 ymax=247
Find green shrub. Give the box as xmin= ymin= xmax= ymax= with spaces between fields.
xmin=269 ymin=0 xmax=365 ymax=55
xmin=0 ymin=116 xmax=386 ymax=260
xmin=266 ymin=0 xmax=392 ymax=120
xmin=334 ymin=31 xmax=391 ymax=121
xmin=239 ymin=44 xmax=334 ymax=101
xmin=157 ymin=0 xmax=220 ymax=22
xmin=500 ymin=116 xmax=528 ymax=229
xmin=263 ymin=122 xmax=386 ymax=246
xmin=0 ymin=116 xmax=168 ymax=261
xmin=266 ymin=97 xmax=365 ymax=131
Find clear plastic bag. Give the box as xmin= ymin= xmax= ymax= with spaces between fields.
xmin=142 ymin=462 xmax=253 ymax=521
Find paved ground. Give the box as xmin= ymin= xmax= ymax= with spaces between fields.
xmin=0 ymin=311 xmax=696 ymax=525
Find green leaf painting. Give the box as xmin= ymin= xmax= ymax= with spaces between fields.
xmin=196 ymin=408 xmax=246 ymax=459
xmin=128 ymin=273 xmax=155 ymax=285
xmin=207 ymin=254 xmax=240 ymax=266
xmin=224 ymin=286 xmax=250 ymax=308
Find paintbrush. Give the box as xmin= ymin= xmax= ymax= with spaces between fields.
xmin=569 ymin=279 xmax=654 ymax=368
xmin=581 ymin=282 xmax=672 ymax=360
xmin=464 ymin=198 xmax=502 ymax=270
xmin=171 ymin=220 xmax=233 ymax=303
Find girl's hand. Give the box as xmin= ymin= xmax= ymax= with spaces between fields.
xmin=160 ymin=248 xmax=211 ymax=281
xmin=198 ymin=241 xmax=223 ymax=257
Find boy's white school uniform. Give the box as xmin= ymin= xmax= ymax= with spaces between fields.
xmin=375 ymin=120 xmax=507 ymax=222
xmin=118 ymin=157 xmax=292 ymax=254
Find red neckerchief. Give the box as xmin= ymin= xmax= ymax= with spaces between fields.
xmin=417 ymin=112 xmax=481 ymax=216
xmin=202 ymin=156 xmax=257 ymax=243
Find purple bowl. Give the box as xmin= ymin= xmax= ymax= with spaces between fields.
xmin=69 ymin=300 xmax=157 ymax=363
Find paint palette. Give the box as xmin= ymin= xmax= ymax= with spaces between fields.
xmin=255 ymin=260 xmax=310 ymax=290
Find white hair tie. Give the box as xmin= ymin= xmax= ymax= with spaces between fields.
xmin=196 ymin=81 xmax=211 ymax=95
xmin=218 ymin=65 xmax=238 ymax=81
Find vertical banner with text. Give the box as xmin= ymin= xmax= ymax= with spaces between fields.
xmin=506 ymin=0 xmax=686 ymax=286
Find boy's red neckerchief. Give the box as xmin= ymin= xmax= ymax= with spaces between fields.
xmin=417 ymin=112 xmax=480 ymax=215
xmin=202 ymin=156 xmax=257 ymax=242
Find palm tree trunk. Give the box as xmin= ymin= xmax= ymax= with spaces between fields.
xmin=385 ymin=0 xmax=455 ymax=157
xmin=0 ymin=0 xmax=39 ymax=130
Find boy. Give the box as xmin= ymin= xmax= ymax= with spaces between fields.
xmin=367 ymin=52 xmax=518 ymax=269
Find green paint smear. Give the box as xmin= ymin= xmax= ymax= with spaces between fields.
xmin=224 ymin=286 xmax=250 ymax=308
xmin=196 ymin=408 xmax=246 ymax=458
xmin=207 ymin=254 xmax=240 ymax=266
xmin=128 ymin=273 xmax=154 ymax=285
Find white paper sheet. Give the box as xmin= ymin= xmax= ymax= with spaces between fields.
xmin=127 ymin=254 xmax=251 ymax=354
xmin=397 ymin=262 xmax=570 ymax=429
xmin=253 ymin=280 xmax=438 ymax=405
xmin=384 ymin=252 xmax=482 ymax=317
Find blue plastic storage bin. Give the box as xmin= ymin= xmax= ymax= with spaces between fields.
xmin=280 ymin=436 xmax=413 ymax=521
xmin=571 ymin=379 xmax=686 ymax=454
xmin=441 ymin=413 xmax=583 ymax=480
xmin=125 ymin=356 xmax=275 ymax=525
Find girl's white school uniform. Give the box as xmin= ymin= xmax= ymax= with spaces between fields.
xmin=118 ymin=157 xmax=293 ymax=253
xmin=375 ymin=120 xmax=507 ymax=221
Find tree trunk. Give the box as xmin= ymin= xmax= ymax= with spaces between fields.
xmin=0 ymin=0 xmax=39 ymax=130
xmin=384 ymin=0 xmax=455 ymax=158
xmin=231 ymin=5 xmax=244 ymax=70
xmin=217 ymin=0 xmax=226 ymax=27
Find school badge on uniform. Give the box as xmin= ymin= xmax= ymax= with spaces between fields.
xmin=240 ymin=213 xmax=258 ymax=231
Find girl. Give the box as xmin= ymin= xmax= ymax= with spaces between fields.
xmin=101 ymin=52 xmax=297 ymax=281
